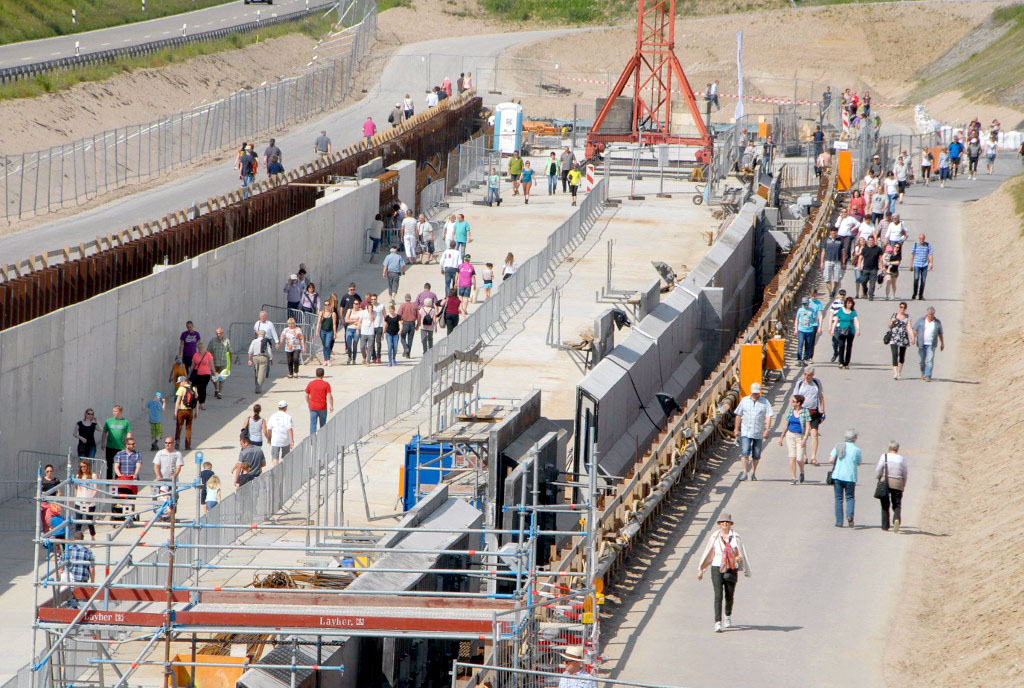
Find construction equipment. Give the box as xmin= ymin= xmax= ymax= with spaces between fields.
xmin=585 ymin=0 xmax=712 ymax=162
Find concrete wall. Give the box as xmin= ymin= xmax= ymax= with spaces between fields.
xmin=576 ymin=196 xmax=768 ymax=476
xmin=0 ymin=178 xmax=380 ymax=484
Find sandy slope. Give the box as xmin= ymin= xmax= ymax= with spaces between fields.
xmin=886 ymin=174 xmax=1024 ymax=687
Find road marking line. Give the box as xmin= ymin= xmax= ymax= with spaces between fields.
xmin=20 ymin=57 xmax=32 ymax=61
xmin=50 ymin=51 xmax=61 ymax=55
xmin=101 ymin=42 xmax=111 ymax=46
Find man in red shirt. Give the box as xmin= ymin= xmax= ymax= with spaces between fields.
xmin=397 ymin=293 xmax=420 ymax=358
xmin=304 ymin=368 xmax=334 ymax=435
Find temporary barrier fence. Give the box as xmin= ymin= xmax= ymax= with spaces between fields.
xmin=448 ymin=140 xmax=500 ymax=198
xmin=452 ymin=662 xmax=689 ymax=688
xmin=0 ymin=92 xmax=483 ymax=329
xmin=0 ymin=0 xmax=377 ymax=223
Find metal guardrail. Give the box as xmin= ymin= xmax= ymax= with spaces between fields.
xmin=0 ymin=92 xmax=483 ymax=329
xmin=553 ymin=166 xmax=838 ymax=579
xmin=0 ymin=0 xmax=377 ymax=225
xmin=0 ymin=2 xmax=341 ymax=85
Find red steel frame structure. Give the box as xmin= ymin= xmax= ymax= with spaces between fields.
xmin=585 ymin=0 xmax=711 ymax=161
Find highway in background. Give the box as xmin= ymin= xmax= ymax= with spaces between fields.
xmin=0 ymin=0 xmax=334 ymax=68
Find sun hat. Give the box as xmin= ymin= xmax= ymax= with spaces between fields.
xmin=559 ymin=647 xmax=584 ymax=661
xmin=717 ymin=513 xmax=734 ymax=524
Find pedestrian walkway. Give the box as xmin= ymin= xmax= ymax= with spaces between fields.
xmin=599 ymin=159 xmax=1017 ymax=688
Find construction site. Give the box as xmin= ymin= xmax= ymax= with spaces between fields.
xmin=1 ymin=0 xmax=1022 ymax=687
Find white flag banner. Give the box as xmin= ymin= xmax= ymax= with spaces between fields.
xmin=735 ymin=31 xmax=745 ymax=122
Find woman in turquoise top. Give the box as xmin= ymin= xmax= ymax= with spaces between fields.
xmin=829 ymin=428 xmax=862 ymax=527
xmin=829 ymin=296 xmax=860 ymax=369
xmin=520 ymin=161 xmax=534 ymax=204
xmin=487 ymin=167 xmax=501 ymax=207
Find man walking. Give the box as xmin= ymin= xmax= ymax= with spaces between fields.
xmin=829 ymin=289 xmax=846 ymax=363
xmin=178 ymin=321 xmax=201 ymax=375
xmin=254 ymin=311 xmax=279 ymax=346
xmin=239 ymin=146 xmax=257 ymax=199
xmin=791 ymin=367 xmax=825 ymax=465
xmin=710 ymin=79 xmax=721 ymax=111
xmin=153 ymin=437 xmax=184 ymax=481
xmin=208 ymin=328 xmax=231 ymax=400
xmin=913 ymin=307 xmax=944 ymax=381
xmin=113 ymin=437 xmax=142 ymax=480
xmin=265 ymin=400 xmax=294 ymax=465
xmin=388 ymin=103 xmax=403 ymax=127
xmin=247 ymin=330 xmax=273 ymax=394
xmin=545 ymin=152 xmax=559 ymax=195
xmin=283 ymin=274 xmax=303 ymax=317
xmin=398 ymin=294 xmax=419 ymax=358
xmin=314 ymin=130 xmax=331 ymax=157
xmin=382 ymin=246 xmax=407 ymax=299
xmin=363 ymin=116 xmax=377 ymax=142
xmin=733 ymin=382 xmax=774 ymax=481
xmin=440 ymin=241 xmax=462 ymax=294
xmin=100 ymin=406 xmax=131 ymax=480
xmin=909 ymin=233 xmax=934 ymax=300
xmin=857 ymin=235 xmax=884 ymax=301
xmin=233 ymin=432 xmax=265 ymax=487
xmin=795 ymin=297 xmax=817 ymax=364
xmin=305 ymin=368 xmax=334 ymax=435
xmin=559 ymin=147 xmax=576 ymax=193
xmin=173 ymin=377 xmax=198 ymax=450
xmin=812 ymin=125 xmax=825 ymax=157
xmin=820 ymin=227 xmax=843 ymax=295
xmin=457 ymin=254 xmax=477 ymax=300
xmin=62 ymin=531 xmax=95 ymax=586
xmin=453 ymin=214 xmax=471 ymax=255
xmin=508 ymin=151 xmax=524 ymax=196
xmin=263 ymin=138 xmax=282 ymax=173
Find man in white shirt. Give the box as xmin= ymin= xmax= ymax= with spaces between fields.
xmin=401 ymin=211 xmax=419 ymax=262
xmin=247 ymin=330 xmax=274 ymax=394
xmin=254 ymin=311 xmax=279 ymax=345
xmin=417 ymin=215 xmax=435 ymax=263
xmin=835 ymin=209 xmax=858 ymax=267
xmin=884 ymin=214 xmax=907 ymax=247
xmin=153 ymin=437 xmax=184 ymax=510
xmin=425 ymin=88 xmax=439 ymax=108
xmin=856 ymin=217 xmax=875 ymax=242
xmin=439 ymin=241 xmax=462 ymax=294
xmin=264 ymin=401 xmax=295 ymax=465
xmin=733 ymin=383 xmax=774 ymax=481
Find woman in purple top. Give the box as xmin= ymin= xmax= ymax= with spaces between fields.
xmin=179 ymin=321 xmax=201 ymax=374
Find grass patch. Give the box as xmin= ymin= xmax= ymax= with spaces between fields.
xmin=378 ymin=0 xmax=412 ymax=9
xmin=1010 ymin=175 xmax=1024 ymax=229
xmin=0 ymin=0 xmax=243 ymax=45
xmin=0 ymin=15 xmax=332 ymax=102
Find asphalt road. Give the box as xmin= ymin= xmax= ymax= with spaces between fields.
xmin=0 ymin=28 xmax=577 ymax=266
xmin=600 ymin=158 xmax=1017 ymax=688
xmin=0 ymin=0 xmax=333 ymax=69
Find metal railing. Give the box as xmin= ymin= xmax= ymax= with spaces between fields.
xmin=0 ymin=1 xmax=343 ymax=85
xmin=448 ymin=139 xmax=500 ymax=197
xmin=0 ymin=0 xmax=377 ymax=223
xmin=418 ymin=178 xmax=447 ymax=218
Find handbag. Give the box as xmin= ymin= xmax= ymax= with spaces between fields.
xmin=874 ymin=454 xmax=890 ymax=499
xmin=826 ymin=441 xmax=845 ymax=485
xmin=883 ymin=330 xmax=892 ymax=345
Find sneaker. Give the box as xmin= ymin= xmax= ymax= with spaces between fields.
xmin=893 ymin=519 xmax=900 ymax=533
xmin=791 ymin=478 xmax=797 ymax=485
xmin=724 ymin=616 xmax=732 ymax=629
xmin=847 ymin=516 xmax=854 ymax=528
xmin=714 ymin=621 xmax=723 ymax=633
xmin=738 ymin=472 xmax=747 ymax=481
xmin=751 ymin=474 xmax=758 ymax=481
xmin=799 ymin=472 xmax=805 ymax=483
xmin=831 ymin=354 xmax=838 ymax=363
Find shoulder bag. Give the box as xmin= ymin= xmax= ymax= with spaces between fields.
xmin=883 ymin=314 xmax=895 ymax=345
xmin=826 ymin=442 xmax=845 ymax=485
xmin=874 ymin=454 xmax=890 ymax=499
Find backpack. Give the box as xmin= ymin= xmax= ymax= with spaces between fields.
xmin=182 ymin=385 xmax=199 ymax=410
xmin=422 ymin=310 xmax=434 ymax=327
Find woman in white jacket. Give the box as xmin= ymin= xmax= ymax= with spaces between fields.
xmin=697 ymin=513 xmax=752 ymax=633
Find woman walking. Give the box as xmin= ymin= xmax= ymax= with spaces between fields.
xmin=778 ymin=395 xmax=812 ymax=484
xmin=829 ymin=296 xmax=859 ymax=369
xmin=190 ymin=342 xmax=215 ymax=410
xmin=887 ymin=302 xmax=914 ymax=380
xmin=243 ymin=404 xmax=265 ymax=446
xmin=875 ymin=441 xmax=908 ymax=532
xmin=486 ymin=167 xmax=501 ymax=206
xmin=75 ymin=460 xmax=97 ymax=541
xmin=300 ymin=282 xmax=320 ymax=315
xmin=851 ymin=238 xmax=866 ymax=297
xmin=502 ymin=252 xmax=518 ymax=282
xmin=697 ymin=513 xmax=751 ymax=633
xmin=438 ymin=288 xmax=467 ymax=336
xmin=848 ymin=189 xmax=865 ymax=220
xmin=545 ymin=152 xmax=559 ymax=195
xmin=348 ymin=301 xmax=374 ymax=365
xmin=314 ymin=298 xmax=337 ymax=367
xmin=74 ymin=409 xmax=98 ymax=458
xmin=882 ymin=244 xmax=901 ymax=299
xmin=281 ymin=317 xmax=305 ymax=377
xmin=384 ymin=303 xmax=402 ymax=366
xmin=829 ymin=429 xmax=862 ymax=528
xmin=520 ymin=160 xmax=534 ymax=204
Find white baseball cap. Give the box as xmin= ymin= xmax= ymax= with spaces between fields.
xmin=750 ymin=383 xmax=762 ymax=394
xmin=278 ymin=400 xmax=288 ymax=408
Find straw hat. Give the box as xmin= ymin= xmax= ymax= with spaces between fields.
xmin=560 ymin=647 xmax=584 ymax=661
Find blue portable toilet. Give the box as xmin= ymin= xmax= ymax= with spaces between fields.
xmin=493 ymin=102 xmax=523 ymax=155
xmin=402 ymin=435 xmax=455 ymax=511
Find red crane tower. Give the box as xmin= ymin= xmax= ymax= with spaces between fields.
xmin=585 ymin=0 xmax=712 ymax=162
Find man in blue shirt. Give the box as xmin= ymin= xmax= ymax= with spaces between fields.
xmin=143 ymin=393 xmax=164 ymax=451
xmin=948 ymin=138 xmax=964 ymax=178
xmin=909 ymin=233 xmax=934 ymax=300
xmin=453 ymin=214 xmax=472 ymax=255
xmin=381 ymin=247 xmax=407 ymax=299
xmin=795 ymin=297 xmax=818 ymax=363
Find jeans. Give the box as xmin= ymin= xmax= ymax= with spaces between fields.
xmin=836 ymin=332 xmax=854 ymax=366
xmin=710 ymin=566 xmax=736 ymax=623
xmin=887 ymin=193 xmax=898 ymax=214
xmin=309 ymin=409 xmax=327 ymax=435
xmin=286 ymin=350 xmax=300 ymax=375
xmin=487 ymin=186 xmax=500 ymax=205
xmin=370 ymin=237 xmax=381 ymax=255
xmin=739 ymin=436 xmax=763 ymax=461
xmin=833 ymin=479 xmax=855 ymax=526
xmin=548 ymin=174 xmax=557 ymax=194
xmin=797 ymin=330 xmax=816 ymax=361
xmin=912 ymin=266 xmax=928 ymax=298
xmin=345 ymin=328 xmax=358 ymax=361
xmin=879 ymin=488 xmax=903 ymax=530
xmin=444 ymin=312 xmax=460 ymax=335
xmin=373 ymin=327 xmax=383 ymax=361
xmin=242 ymin=173 xmax=254 ymax=199
xmin=839 ymin=235 xmax=853 ymax=266
xmin=444 ymin=268 xmax=458 ymax=294
xmin=400 ymin=321 xmax=416 ymax=355
xmin=918 ymin=345 xmax=936 ymax=379
xmin=421 ymin=329 xmax=434 ymax=352
xmin=320 ymin=330 xmax=335 ymax=362
xmin=862 ymin=269 xmax=878 ymax=298
xmin=386 ymin=333 xmax=399 ymax=363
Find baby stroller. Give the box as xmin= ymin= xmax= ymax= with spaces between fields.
xmin=112 ymin=476 xmax=138 ymax=519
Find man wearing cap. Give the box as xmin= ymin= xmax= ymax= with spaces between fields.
xmin=733 ymin=383 xmax=774 ymax=481
xmin=265 ymin=401 xmax=294 ymax=465
xmin=791 ymin=367 xmax=825 ymax=465
xmin=557 ymin=647 xmax=596 ymax=688
xmin=820 ymin=227 xmax=843 ymax=294
xmin=382 ymin=246 xmax=407 ymax=299
xmin=795 ymin=297 xmax=818 ymax=364
xmin=283 ymin=274 xmax=303 ymax=318
xmin=247 ymin=330 xmax=274 ymax=394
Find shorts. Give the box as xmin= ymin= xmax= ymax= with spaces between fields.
xmin=784 ymin=433 xmax=806 ymax=462
xmin=205 ymin=501 xmax=218 ymax=510
xmin=986 ymin=154 xmax=996 ymax=162
xmin=950 ymin=157 xmax=961 ymax=167
xmin=457 ymin=286 xmax=472 ymax=298
xmin=823 ymin=261 xmax=841 ymax=283
xmin=807 ymin=409 xmax=823 ymax=430
xmin=150 ymin=422 xmax=163 ymax=438
xmin=740 ymin=436 xmax=763 ymax=461
xmin=483 ymin=281 xmax=493 ymax=289
xmin=510 ymin=174 xmax=520 ymax=181
xmin=939 ymin=167 xmax=950 ymax=180
xmin=271 ymin=445 xmax=291 ymax=461
xmin=897 ymin=180 xmax=906 ymax=194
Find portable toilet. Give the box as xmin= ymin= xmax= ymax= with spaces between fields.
xmin=493 ymin=102 xmax=524 ymax=155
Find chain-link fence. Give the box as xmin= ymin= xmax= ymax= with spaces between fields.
xmin=0 ymin=0 xmax=377 ymax=223
xmin=448 ymin=140 xmax=501 ymax=197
